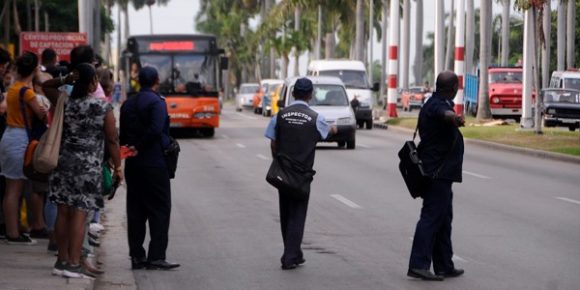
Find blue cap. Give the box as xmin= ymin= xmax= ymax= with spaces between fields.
xmin=294 ymin=77 xmax=313 ymax=93
xmin=138 ymin=66 xmax=159 ymax=88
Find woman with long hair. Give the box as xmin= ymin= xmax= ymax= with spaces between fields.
xmin=44 ymin=63 xmax=122 ymax=279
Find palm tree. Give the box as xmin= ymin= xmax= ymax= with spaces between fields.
xmin=413 ymin=0 xmax=423 ymax=86
xmin=541 ymin=1 xmax=550 ymax=87
xmin=557 ymin=0 xmax=566 ymax=71
xmin=401 ymin=0 xmax=410 ymax=89
xmin=354 ymin=0 xmax=364 ymax=61
xmin=500 ymin=0 xmax=510 ymax=66
xmin=476 ymin=0 xmax=492 ymax=121
xmin=465 ymin=0 xmax=475 ymax=74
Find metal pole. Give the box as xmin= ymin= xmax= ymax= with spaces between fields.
xmin=368 ymin=0 xmax=374 ymax=84
xmin=454 ymin=0 xmax=465 ymax=115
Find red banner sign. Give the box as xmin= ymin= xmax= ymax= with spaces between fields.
xmin=19 ymin=32 xmax=88 ymax=61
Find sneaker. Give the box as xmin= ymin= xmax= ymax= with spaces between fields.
xmin=52 ymin=260 xmax=67 ymax=276
xmin=29 ymin=228 xmax=49 ymax=239
xmin=89 ymin=223 xmax=104 ymax=233
xmin=6 ymin=234 xmax=37 ymax=245
xmin=63 ymin=264 xmax=96 ymax=279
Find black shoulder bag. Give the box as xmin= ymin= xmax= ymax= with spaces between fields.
xmin=398 ymin=117 xmax=457 ymax=199
xmin=266 ymin=112 xmax=316 ymax=199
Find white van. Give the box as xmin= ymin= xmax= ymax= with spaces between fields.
xmin=307 ymin=60 xmax=379 ymax=129
xmin=549 ymin=70 xmax=580 ymax=90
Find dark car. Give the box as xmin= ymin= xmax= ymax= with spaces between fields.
xmin=541 ymin=88 xmax=580 ymax=131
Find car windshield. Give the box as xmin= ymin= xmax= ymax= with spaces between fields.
xmin=139 ymin=54 xmax=217 ymax=95
xmin=489 ymin=71 xmax=523 ymax=83
xmin=240 ymin=85 xmax=258 ymax=94
xmin=289 ymin=84 xmax=348 ymax=106
xmin=543 ymin=90 xmax=580 ymax=104
xmin=318 ymin=70 xmax=368 ymax=89
xmin=564 ymin=78 xmax=580 ymax=90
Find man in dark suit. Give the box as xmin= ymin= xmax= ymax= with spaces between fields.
xmin=408 ymin=71 xmax=465 ymax=281
xmin=120 ymin=67 xmax=179 ymax=270
xmin=265 ymin=78 xmax=336 ymax=270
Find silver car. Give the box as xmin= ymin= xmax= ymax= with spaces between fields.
xmin=235 ymin=83 xmax=259 ymax=112
xmin=279 ymin=76 xmax=357 ymax=149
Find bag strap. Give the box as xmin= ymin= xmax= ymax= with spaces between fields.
xmin=275 ymin=109 xmax=282 ymax=149
xmin=18 ymin=86 xmax=32 ymax=140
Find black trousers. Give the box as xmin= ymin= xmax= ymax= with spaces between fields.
xmin=409 ymin=179 xmax=455 ymax=273
xmin=278 ymin=191 xmax=310 ymax=265
xmin=126 ymin=164 xmax=171 ymax=261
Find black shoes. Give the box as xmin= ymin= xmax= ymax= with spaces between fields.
xmin=146 ymin=260 xmax=180 ymax=270
xmin=131 ymin=257 xmax=148 ymax=270
xmin=407 ymin=268 xmax=444 ymax=281
xmin=436 ymin=268 xmax=465 ymax=278
xmin=281 ymin=258 xmax=305 ymax=270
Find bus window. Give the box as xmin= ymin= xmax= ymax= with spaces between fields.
xmin=174 ymin=55 xmax=217 ymax=93
xmin=139 ymin=55 xmax=172 ymax=93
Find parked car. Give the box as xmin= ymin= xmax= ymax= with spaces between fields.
xmin=400 ymin=87 xmax=428 ymax=111
xmin=235 ymin=83 xmax=259 ymax=111
xmin=278 ymin=76 xmax=357 ymax=149
xmin=541 ymin=88 xmax=580 ymax=131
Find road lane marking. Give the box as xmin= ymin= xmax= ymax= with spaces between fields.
xmin=555 ymin=197 xmax=580 ymax=206
xmin=330 ymin=194 xmax=362 ymax=209
xmin=358 ymin=143 xmax=371 ymax=149
xmin=256 ymin=154 xmax=270 ymax=161
xmin=221 ymin=134 xmax=230 ymax=139
xmin=236 ymin=143 xmax=246 ymax=148
xmin=463 ymin=170 xmax=490 ymax=179
xmin=235 ymin=112 xmax=258 ymax=120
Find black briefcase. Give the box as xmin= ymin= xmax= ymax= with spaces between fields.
xmin=398 ymin=140 xmax=431 ymax=199
xmin=266 ymin=153 xmax=316 ymax=199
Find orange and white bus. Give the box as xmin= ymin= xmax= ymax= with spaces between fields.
xmin=123 ymin=34 xmax=227 ymax=137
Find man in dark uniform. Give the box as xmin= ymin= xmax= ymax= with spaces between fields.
xmin=265 ymin=78 xmax=336 ymax=270
xmin=120 ymin=67 xmax=180 ymax=270
xmin=408 ymin=71 xmax=465 ymax=281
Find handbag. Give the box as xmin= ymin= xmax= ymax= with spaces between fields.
xmin=163 ymin=136 xmax=180 ymax=179
xmin=266 ymin=153 xmax=316 ymax=199
xmin=265 ymin=113 xmax=316 ymax=199
xmin=20 ymin=87 xmax=49 ymax=181
xmin=398 ymin=116 xmax=457 ymax=199
xmin=33 ymin=92 xmax=68 ymax=173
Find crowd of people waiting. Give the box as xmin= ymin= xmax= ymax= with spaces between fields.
xmin=0 ymin=45 xmax=121 ymax=279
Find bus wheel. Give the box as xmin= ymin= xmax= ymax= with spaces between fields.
xmin=337 ymin=141 xmax=346 ymax=148
xmin=201 ymin=128 xmax=215 ymax=137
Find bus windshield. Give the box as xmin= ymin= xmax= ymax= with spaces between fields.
xmin=137 ymin=54 xmax=218 ymax=95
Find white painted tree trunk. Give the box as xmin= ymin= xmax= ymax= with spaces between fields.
xmin=413 ymin=0 xmax=424 ymax=86
xmin=453 ymin=0 xmax=465 ymax=115
xmin=501 ymin=0 xmax=510 ymax=66
xmin=566 ymin=0 xmax=576 ymax=69
xmin=401 ymin=0 xmax=410 ymax=89
xmin=386 ymin=0 xmax=400 ymax=117
xmin=477 ymin=0 xmax=492 ymax=120
xmin=557 ymin=0 xmax=566 ymax=71
xmin=465 ymin=0 xmax=475 ymax=74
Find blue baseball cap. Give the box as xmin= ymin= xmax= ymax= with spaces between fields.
xmin=138 ymin=66 xmax=159 ymax=88
xmin=294 ymin=77 xmax=313 ymax=93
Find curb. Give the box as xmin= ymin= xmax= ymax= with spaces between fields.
xmin=372 ymin=122 xmax=580 ymax=164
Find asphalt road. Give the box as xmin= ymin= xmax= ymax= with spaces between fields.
xmin=131 ymin=104 xmax=580 ymax=290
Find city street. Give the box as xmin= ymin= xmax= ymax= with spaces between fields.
xmin=118 ymin=104 xmax=580 ymax=290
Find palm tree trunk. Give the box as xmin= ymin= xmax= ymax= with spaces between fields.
xmin=354 ymin=0 xmax=364 ymax=61
xmin=541 ymin=1 xmax=551 ymax=88
xmin=557 ymin=0 xmax=566 ymax=71
xmin=434 ymin=0 xmax=444 ymax=79
xmin=500 ymin=0 xmax=510 ymax=66
xmin=566 ymin=0 xmax=576 ymax=69
xmin=123 ymin=3 xmax=130 ymax=45
xmin=477 ymin=0 xmax=492 ymax=121
xmin=521 ymin=6 xmax=534 ymax=127
xmin=413 ymin=0 xmax=423 ymax=86
xmin=380 ymin=0 xmax=388 ymax=98
xmin=368 ymin=0 xmax=374 ymax=84
xmin=293 ymin=7 xmax=300 ymax=76
xmin=444 ymin=0 xmax=454 ymax=71
xmin=401 ymin=0 xmax=410 ymax=89
xmin=465 ymin=0 xmax=474 ymax=74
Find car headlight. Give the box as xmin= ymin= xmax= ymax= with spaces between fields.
xmin=547 ymin=108 xmax=556 ymax=115
xmin=337 ymin=117 xmax=354 ymax=125
xmin=492 ymin=97 xmax=500 ymax=104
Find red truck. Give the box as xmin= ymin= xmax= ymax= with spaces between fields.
xmin=464 ymin=67 xmax=523 ymax=121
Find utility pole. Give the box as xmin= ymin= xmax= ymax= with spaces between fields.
xmin=368 ymin=0 xmax=374 ymax=84
xmin=453 ymin=0 xmax=465 ymax=115
xmin=386 ymin=0 xmax=399 ymax=118
xmin=521 ymin=7 xmax=534 ymax=128
xmin=434 ymin=0 xmax=444 ymax=83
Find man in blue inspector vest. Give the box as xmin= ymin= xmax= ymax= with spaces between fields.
xmin=120 ymin=67 xmax=180 ymax=271
xmin=408 ymin=71 xmax=465 ymax=281
xmin=265 ymin=78 xmax=336 ymax=270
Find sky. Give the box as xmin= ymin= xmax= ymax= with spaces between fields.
xmin=111 ymin=0 xmax=525 ymax=83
